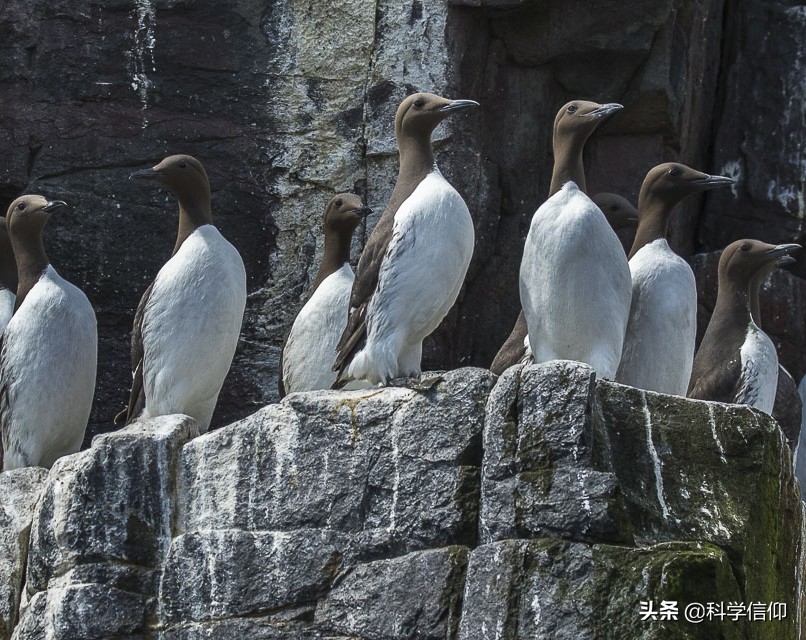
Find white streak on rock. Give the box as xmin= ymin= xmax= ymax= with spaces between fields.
xmin=129 ymin=0 xmax=156 ymax=127
xmin=708 ymin=404 xmax=728 ymax=464
xmin=641 ymin=392 xmax=670 ymax=521
xmin=388 ymin=418 xmax=400 ymax=532
xmin=720 ymin=159 xmax=742 ymax=198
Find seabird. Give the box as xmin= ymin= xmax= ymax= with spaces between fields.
xmin=491 ymin=100 xmax=623 ymax=376
xmin=491 ymin=191 xmax=637 ymax=374
xmin=119 ymin=154 xmax=246 ymax=433
xmin=0 ymin=217 xmax=17 ymax=333
xmin=280 ymin=193 xmax=371 ymax=396
xmin=688 ymin=239 xmax=800 ymax=413
xmin=615 ymin=163 xmax=733 ymax=395
xmin=333 ymin=92 xmax=478 ymax=386
xmin=1 ymin=196 xmax=97 ymax=470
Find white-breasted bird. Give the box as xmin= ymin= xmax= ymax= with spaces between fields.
xmin=1 ymin=196 xmax=97 ymax=470
xmin=688 ymin=239 xmax=800 ymax=413
xmin=118 ymin=154 xmax=246 ymax=433
xmin=518 ymin=101 xmax=630 ymax=379
xmin=616 ymin=163 xmax=733 ymax=395
xmin=333 ymin=92 xmax=478 ymax=386
xmin=280 ymin=193 xmax=371 ymax=396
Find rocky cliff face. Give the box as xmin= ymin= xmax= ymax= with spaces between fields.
xmin=1 ymin=0 xmax=803 ymax=441
xmin=1 ymin=363 xmax=804 ymax=639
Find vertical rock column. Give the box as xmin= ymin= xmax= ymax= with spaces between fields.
xmin=465 ymin=361 xmax=806 ymax=639
xmin=11 ymin=416 xmax=198 ymax=639
xmin=0 ymin=468 xmax=48 ymax=640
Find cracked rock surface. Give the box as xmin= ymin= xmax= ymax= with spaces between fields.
xmin=1 ymin=364 xmax=804 ymax=639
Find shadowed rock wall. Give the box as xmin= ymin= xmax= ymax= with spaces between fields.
xmin=0 ymin=0 xmax=804 ymax=443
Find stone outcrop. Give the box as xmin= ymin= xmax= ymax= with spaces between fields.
xmin=2 ymin=364 xmax=803 ymax=638
xmin=0 ymin=468 xmax=47 ymax=639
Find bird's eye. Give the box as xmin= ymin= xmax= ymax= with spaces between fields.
xmin=413 ymin=98 xmax=425 ymax=109
xmin=610 ymin=205 xmax=618 ymax=212
xmin=179 ymin=160 xmax=187 ymax=169
xmin=335 ymin=199 xmax=343 ymax=208
xmin=567 ymin=104 xmax=577 ymax=113
xmin=17 ymin=202 xmax=25 ymax=211
xmin=740 ymin=243 xmax=751 ymax=252
xmin=668 ymin=167 xmax=682 ymax=177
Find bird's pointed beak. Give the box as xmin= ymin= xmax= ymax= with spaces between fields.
xmin=587 ymin=103 xmax=623 ymax=119
xmin=42 ymin=200 xmax=67 ymax=213
xmin=130 ymin=167 xmax=162 ymax=180
xmin=353 ymin=206 xmax=373 ymax=218
xmin=766 ymin=243 xmax=801 ymax=266
xmin=438 ymin=99 xmax=480 ymax=114
xmin=691 ymin=174 xmax=735 ymax=189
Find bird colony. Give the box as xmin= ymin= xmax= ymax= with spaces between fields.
xmin=0 ymin=93 xmax=799 ymax=472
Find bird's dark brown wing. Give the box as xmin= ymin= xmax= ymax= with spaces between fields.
xmin=491 ymin=311 xmax=529 ymax=375
xmin=332 ymin=211 xmax=396 ymax=376
xmin=688 ymin=350 xmax=742 ymax=404
xmin=116 ymin=280 xmax=154 ymax=425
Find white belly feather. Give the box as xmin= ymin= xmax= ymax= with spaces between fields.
xmin=1 ymin=266 xmax=97 ymax=470
xmin=735 ymin=322 xmax=778 ymax=414
xmin=283 ymin=264 xmax=353 ymax=393
xmin=347 ymin=169 xmax=475 ymax=384
xmin=141 ymin=225 xmax=246 ymax=433
xmin=519 ymin=182 xmax=631 ymax=379
xmin=616 ymin=239 xmax=696 ymax=395
xmin=0 ymin=288 xmax=15 ymax=335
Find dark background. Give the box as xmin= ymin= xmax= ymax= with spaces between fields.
xmin=1 ymin=0 xmax=804 ymax=443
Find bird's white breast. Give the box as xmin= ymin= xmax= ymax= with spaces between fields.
xmin=350 ymin=169 xmax=474 ymax=383
xmin=735 ymin=322 xmax=778 ymax=414
xmin=519 ymin=182 xmax=631 ymax=379
xmin=616 ymin=239 xmax=697 ymax=395
xmin=283 ymin=263 xmax=353 ymax=393
xmin=0 ymin=288 xmax=15 ymax=334
xmin=1 ymin=266 xmax=97 ymax=470
xmin=142 ymin=225 xmax=246 ymax=432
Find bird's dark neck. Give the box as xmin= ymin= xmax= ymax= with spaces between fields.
xmin=712 ymin=275 xmax=753 ymax=334
xmin=174 ymin=200 xmax=213 ymax=255
xmin=391 ymin=133 xmax=434 ymax=207
xmin=550 ymin=138 xmax=586 ymax=197
xmin=629 ymin=195 xmax=670 ymax=259
xmin=11 ymin=234 xmax=48 ymax=311
xmin=311 ymin=227 xmax=352 ymax=293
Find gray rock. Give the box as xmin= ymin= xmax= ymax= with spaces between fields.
xmin=315 ymin=546 xmax=469 ymax=640
xmin=480 ymin=361 xmax=622 ymax=544
xmin=2 ymin=363 xmax=805 ymax=638
xmin=12 ymin=584 xmax=146 ymax=640
xmin=458 ymin=538 xmax=745 ymax=640
xmin=596 ymin=380 xmax=805 ymax=618
xmin=481 ymin=361 xmax=806 ymax=634
xmin=177 ymin=368 xmax=492 ymax=556
xmin=0 ymin=468 xmax=47 ymax=640
xmin=17 ymin=415 xmax=198 ymax=637
xmin=159 ymin=529 xmax=349 ymax=626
